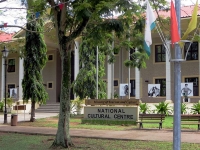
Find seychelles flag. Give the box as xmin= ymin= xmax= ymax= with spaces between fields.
xmin=144 ymin=0 xmax=156 ymax=56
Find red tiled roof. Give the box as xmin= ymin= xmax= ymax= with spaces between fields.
xmin=0 ymin=32 xmax=14 ymax=42
xmin=157 ymin=4 xmax=200 ymax=18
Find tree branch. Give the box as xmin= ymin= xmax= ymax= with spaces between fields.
xmin=0 ymin=0 xmax=6 ymax=3
xmin=66 ymin=17 xmax=90 ymax=42
xmin=0 ymin=24 xmax=53 ymax=33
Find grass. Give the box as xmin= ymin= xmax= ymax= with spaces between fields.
xmin=15 ymin=115 xmax=200 ymax=131
xmin=0 ymin=132 xmax=200 ymax=150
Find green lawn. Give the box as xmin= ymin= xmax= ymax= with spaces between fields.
xmin=15 ymin=115 xmax=200 ymax=131
xmin=142 ymin=116 xmax=199 ymax=130
xmin=0 ymin=132 xmax=200 ymax=150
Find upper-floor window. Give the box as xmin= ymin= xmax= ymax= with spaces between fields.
xmin=185 ymin=77 xmax=199 ymax=96
xmin=155 ymin=78 xmax=166 ymax=96
xmin=130 ymin=79 xmax=135 ymax=97
xmin=114 ymin=80 xmax=118 ymax=86
xmin=48 ymin=54 xmax=54 ymax=61
xmin=7 ymin=59 xmax=15 ymax=72
xmin=184 ymin=42 xmax=198 ymax=60
xmin=155 ymin=45 xmax=166 ymax=62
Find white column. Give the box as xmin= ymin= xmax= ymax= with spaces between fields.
xmin=1 ymin=58 xmax=5 ymax=101
xmin=135 ymin=68 xmax=140 ymax=99
xmin=18 ymin=57 xmax=24 ymax=100
xmin=166 ymin=41 xmax=171 ymax=101
xmin=74 ymin=41 xmax=79 ymax=80
xmin=135 ymin=48 xmax=140 ymax=99
xmin=74 ymin=41 xmax=80 ymax=99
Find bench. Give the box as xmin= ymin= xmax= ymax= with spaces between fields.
xmin=181 ymin=114 xmax=200 ymax=130
xmin=136 ymin=114 xmax=165 ymax=130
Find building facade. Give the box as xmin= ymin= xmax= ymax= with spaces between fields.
xmin=0 ymin=5 xmax=200 ymax=106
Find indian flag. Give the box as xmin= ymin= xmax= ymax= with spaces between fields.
xmin=144 ymin=0 xmax=156 ymax=56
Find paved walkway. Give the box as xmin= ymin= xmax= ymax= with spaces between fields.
xmin=0 ymin=113 xmax=200 ymax=143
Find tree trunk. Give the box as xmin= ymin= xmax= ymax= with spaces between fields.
xmin=51 ymin=41 xmax=74 ymax=148
xmin=30 ymin=101 xmax=35 ymax=122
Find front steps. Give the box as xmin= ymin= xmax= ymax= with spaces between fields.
xmin=35 ymin=103 xmax=60 ymax=113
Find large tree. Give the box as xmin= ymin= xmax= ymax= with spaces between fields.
xmin=22 ymin=1 xmax=48 ymax=122
xmin=45 ymin=0 xmax=142 ymax=148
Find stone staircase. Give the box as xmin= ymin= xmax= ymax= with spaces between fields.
xmin=35 ymin=103 xmax=60 ymax=113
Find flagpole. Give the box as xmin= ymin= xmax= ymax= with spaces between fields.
xmin=96 ymin=46 xmax=98 ymax=99
xmin=173 ymin=0 xmax=181 ymax=149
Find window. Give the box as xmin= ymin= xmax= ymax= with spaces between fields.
xmin=130 ymin=80 xmax=135 ymax=97
xmin=155 ymin=45 xmax=166 ymax=62
xmin=48 ymin=54 xmax=53 ymax=61
xmin=130 ymin=48 xmax=135 ymax=61
xmin=184 ymin=42 xmax=198 ymax=60
xmin=7 ymin=59 xmax=15 ymax=72
xmin=185 ymin=77 xmax=199 ymax=96
xmin=8 ymin=84 xmax=15 ymax=97
xmin=155 ymin=79 xmax=166 ymax=96
xmin=114 ymin=80 xmax=118 ymax=86
xmin=47 ymin=82 xmax=53 ymax=89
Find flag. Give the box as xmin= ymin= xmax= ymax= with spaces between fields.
xmin=170 ymin=0 xmax=180 ymax=46
xmin=181 ymin=0 xmax=198 ymax=40
xmin=35 ymin=12 xmax=40 ymax=18
xmin=3 ymin=23 xmax=7 ymax=27
xmin=46 ymin=8 xmax=51 ymax=15
xmin=59 ymin=3 xmax=64 ymax=10
xmin=144 ymin=0 xmax=156 ymax=56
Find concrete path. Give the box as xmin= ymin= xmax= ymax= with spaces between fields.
xmin=0 ymin=112 xmax=59 ymax=124
xmin=0 ymin=113 xmax=200 ymax=143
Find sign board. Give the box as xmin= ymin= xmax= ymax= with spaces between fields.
xmin=10 ymin=88 xmax=17 ymax=99
xmin=13 ymin=105 xmax=26 ymax=110
xmin=148 ymin=84 xmax=160 ymax=97
xmin=181 ymin=83 xmax=193 ymax=96
xmin=85 ymin=99 xmax=140 ymax=106
xmin=119 ymin=83 xmax=131 ymax=96
xmin=84 ymin=106 xmax=139 ymax=121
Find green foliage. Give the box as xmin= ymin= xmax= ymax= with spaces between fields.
xmin=139 ymin=103 xmax=150 ymax=114
xmin=191 ymin=102 xmax=200 ymax=114
xmin=7 ymin=98 xmax=13 ymax=108
xmin=0 ymin=101 xmax=4 ymax=111
xmin=181 ymin=103 xmax=188 ymax=114
xmin=155 ymin=101 xmax=172 ymax=115
xmin=3 ymin=98 xmax=13 ymax=108
xmin=81 ymin=119 xmax=136 ymax=126
xmin=71 ymin=97 xmax=85 ymax=111
xmin=114 ymin=92 xmax=118 ymax=99
xmin=22 ymin=11 xmax=48 ymax=103
xmin=73 ymin=35 xmax=107 ymax=99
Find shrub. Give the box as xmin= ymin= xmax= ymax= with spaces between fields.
xmin=181 ymin=103 xmax=188 ymax=114
xmin=191 ymin=102 xmax=200 ymax=114
xmin=155 ymin=101 xmax=172 ymax=115
xmin=0 ymin=101 xmax=3 ymax=111
xmin=139 ymin=103 xmax=150 ymax=114
xmin=4 ymin=98 xmax=14 ymax=108
xmin=71 ymin=96 xmax=85 ymax=115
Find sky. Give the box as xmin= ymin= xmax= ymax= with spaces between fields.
xmin=0 ymin=0 xmax=199 ymax=33
xmin=0 ymin=0 xmax=26 ymax=33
